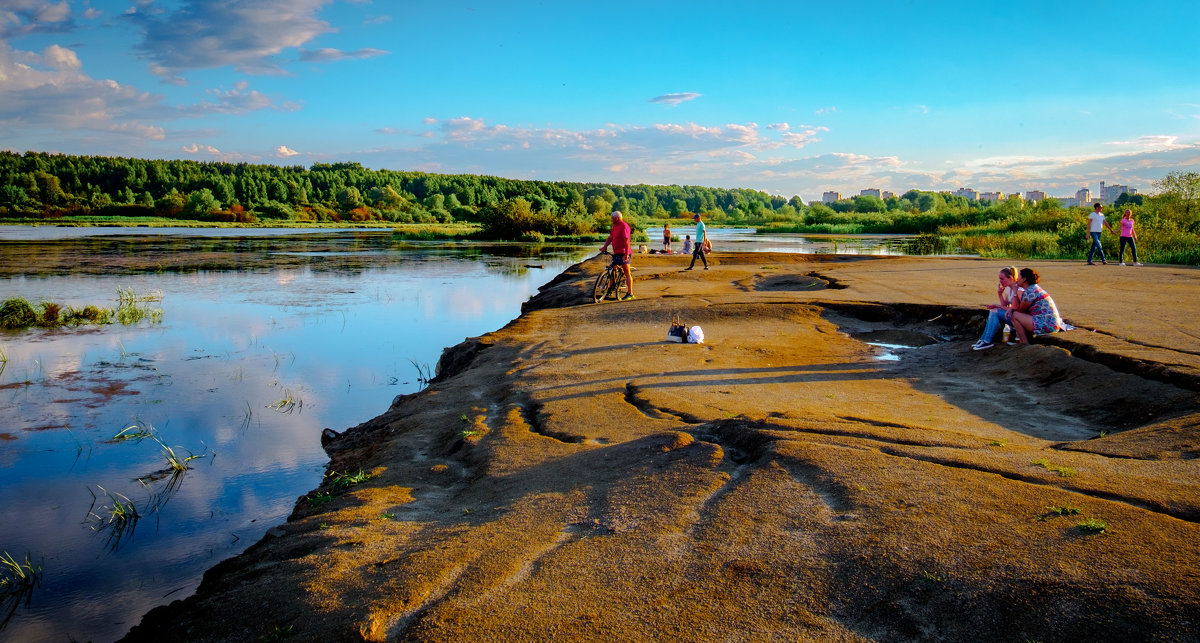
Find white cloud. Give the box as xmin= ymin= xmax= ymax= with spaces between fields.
xmin=129 ymin=0 xmax=338 ymax=78
xmin=275 ymin=145 xmax=298 ymax=157
xmin=41 ymin=43 xmax=80 ymax=70
xmin=0 ymin=0 xmax=74 ymax=37
xmin=0 ymin=42 xmax=285 ymax=151
xmin=182 ymin=143 xmax=220 ymax=154
xmin=649 ymin=92 xmax=701 ymax=107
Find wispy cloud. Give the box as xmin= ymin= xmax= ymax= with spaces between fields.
xmin=0 ymin=42 xmax=285 ymax=148
xmin=349 ymin=116 xmax=1198 ymax=198
xmin=649 ymin=92 xmax=701 ymax=107
xmin=298 ymin=47 xmax=387 ymax=62
xmin=182 ymin=143 xmax=220 ymax=154
xmin=126 ymin=0 xmax=337 ymax=79
xmin=0 ymin=0 xmax=75 ymax=38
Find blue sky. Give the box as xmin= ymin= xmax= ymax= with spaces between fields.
xmin=2 ymin=0 xmax=1198 ymax=200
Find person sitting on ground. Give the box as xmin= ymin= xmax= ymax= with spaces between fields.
xmin=685 ymin=213 xmax=708 ymax=270
xmin=681 ymin=234 xmax=693 ymax=255
xmin=1118 ymin=209 xmax=1142 ymax=266
xmin=1009 ymin=268 xmax=1064 ymax=344
xmin=599 ymin=210 xmax=635 ymax=301
xmin=972 ymin=266 xmax=1024 ymax=351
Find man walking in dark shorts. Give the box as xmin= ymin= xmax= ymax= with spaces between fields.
xmin=685 ymin=213 xmax=708 ymax=270
xmin=600 ymin=210 xmax=635 ymax=300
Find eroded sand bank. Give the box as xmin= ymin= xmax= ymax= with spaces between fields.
xmin=125 ymin=253 xmax=1200 ymax=642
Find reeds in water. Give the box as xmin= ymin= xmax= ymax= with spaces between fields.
xmin=0 ymin=550 xmax=42 ymax=630
xmin=85 ymin=486 xmax=141 ymax=552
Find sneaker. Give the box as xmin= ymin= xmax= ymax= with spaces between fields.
xmin=1135 ymin=262 xmax=1143 ymax=266
xmin=1119 ymin=262 xmax=1125 ymax=266
xmin=1006 ymin=340 xmax=1018 ymax=346
xmin=1102 ymin=260 xmax=1108 ymax=265
xmin=684 ymin=267 xmax=693 ymax=271
xmin=972 ymin=341 xmax=994 ymax=351
xmin=703 ymin=267 xmax=709 ymax=270
xmin=620 ymin=294 xmax=635 ymax=301
xmin=1086 ymin=261 xmax=1095 ymax=265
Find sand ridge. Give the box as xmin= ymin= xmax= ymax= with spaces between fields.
xmin=124 ymin=253 xmax=1200 ymax=642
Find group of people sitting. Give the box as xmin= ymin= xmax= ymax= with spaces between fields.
xmin=972 ymin=266 xmax=1065 ymax=350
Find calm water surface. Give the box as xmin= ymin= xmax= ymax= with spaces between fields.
xmin=0 ymin=226 xmax=926 ymax=641
xmin=0 ymin=228 xmax=593 ymax=642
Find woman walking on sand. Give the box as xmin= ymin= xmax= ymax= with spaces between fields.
xmin=1118 ymin=209 xmax=1142 ymax=266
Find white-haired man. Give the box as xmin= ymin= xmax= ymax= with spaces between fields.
xmin=599 ymin=210 xmax=634 ymax=300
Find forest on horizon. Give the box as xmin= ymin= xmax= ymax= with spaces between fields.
xmin=2 ymin=151 xmax=1198 ymax=263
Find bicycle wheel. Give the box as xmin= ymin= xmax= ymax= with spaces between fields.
xmin=612 ymin=269 xmax=630 ymax=300
xmin=592 ymin=269 xmax=614 ymax=303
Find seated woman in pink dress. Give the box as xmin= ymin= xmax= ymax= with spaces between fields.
xmin=1009 ymin=268 xmax=1064 ymax=344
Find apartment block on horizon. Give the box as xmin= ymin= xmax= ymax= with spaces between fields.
xmin=860 ymin=188 xmax=881 ymax=198
xmin=822 ymin=191 xmax=841 ymax=203
xmin=1099 ymin=181 xmax=1137 ymax=204
xmin=979 ymin=191 xmax=1004 ymax=202
xmin=1025 ymin=190 xmax=1047 ymax=204
xmin=953 ymin=187 xmax=979 ymax=200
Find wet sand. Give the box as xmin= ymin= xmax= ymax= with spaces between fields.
xmin=124 ymin=253 xmax=1200 ymax=642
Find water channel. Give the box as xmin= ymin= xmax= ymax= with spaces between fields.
xmin=0 ymin=226 xmax=925 ymax=641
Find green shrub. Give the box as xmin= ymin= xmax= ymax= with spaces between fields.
xmin=0 ymin=298 xmax=37 ymax=329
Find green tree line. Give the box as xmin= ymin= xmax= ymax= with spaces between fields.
xmin=0 ymin=151 xmax=803 ymax=236
xmin=1 ymin=152 xmax=1197 ymax=263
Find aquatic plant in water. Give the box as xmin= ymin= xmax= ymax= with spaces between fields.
xmin=0 ymin=288 xmax=163 ymax=331
xmin=0 ymin=299 xmax=37 ymax=330
xmin=85 ymin=487 xmax=142 ymax=552
xmin=0 ymin=550 xmax=42 ymax=630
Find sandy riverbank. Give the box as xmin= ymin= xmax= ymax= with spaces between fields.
xmin=124 ymin=252 xmax=1200 ymax=641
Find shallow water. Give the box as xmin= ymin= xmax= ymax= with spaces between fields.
xmin=0 ymin=228 xmax=593 ymax=641
xmin=0 ymin=226 xmax=955 ymax=641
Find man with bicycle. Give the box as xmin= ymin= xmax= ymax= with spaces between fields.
xmin=600 ymin=210 xmax=635 ymax=301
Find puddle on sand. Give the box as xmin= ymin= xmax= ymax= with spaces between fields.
xmin=850 ymin=329 xmax=944 ymax=361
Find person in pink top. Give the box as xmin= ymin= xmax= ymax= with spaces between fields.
xmin=600 ymin=210 xmax=635 ymax=300
xmin=1117 ymin=209 xmax=1142 ymax=266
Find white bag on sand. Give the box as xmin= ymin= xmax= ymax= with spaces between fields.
xmin=687 ymin=325 xmax=704 ymax=344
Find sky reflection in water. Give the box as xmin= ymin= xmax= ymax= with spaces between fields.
xmin=0 ymin=231 xmax=592 ymax=642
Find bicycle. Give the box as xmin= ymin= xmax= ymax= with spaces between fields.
xmin=592 ymin=251 xmax=631 ymax=303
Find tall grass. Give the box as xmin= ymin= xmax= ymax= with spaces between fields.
xmin=0 ymin=550 xmax=42 ymax=630
xmin=85 ymin=486 xmax=141 ymax=552
xmin=1 ymin=288 xmax=163 ymax=331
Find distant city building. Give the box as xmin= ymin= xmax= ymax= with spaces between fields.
xmin=860 ymin=188 xmax=881 ymax=198
xmin=1056 ymin=196 xmax=1081 ymax=208
xmin=953 ymin=187 xmax=979 ymax=200
xmin=882 ymin=190 xmax=895 ymax=200
xmin=979 ymin=191 xmax=1004 ymax=202
xmin=1025 ymin=190 xmax=1047 ymax=204
xmin=1099 ymin=181 xmax=1137 ymax=204
xmin=1076 ymin=187 xmax=1092 ymax=205
xmin=822 ymin=191 xmax=841 ymax=203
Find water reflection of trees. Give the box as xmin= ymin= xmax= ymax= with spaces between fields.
xmin=0 ymin=233 xmax=593 ymax=278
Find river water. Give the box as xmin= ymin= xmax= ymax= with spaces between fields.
xmin=0 ymin=226 xmax=918 ymax=641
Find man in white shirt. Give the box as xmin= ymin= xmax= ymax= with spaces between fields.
xmin=1087 ymin=203 xmax=1114 ymax=265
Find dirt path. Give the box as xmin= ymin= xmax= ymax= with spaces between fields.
xmin=124 ymin=253 xmax=1200 ymax=642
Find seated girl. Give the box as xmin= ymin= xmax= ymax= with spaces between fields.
xmin=972 ymin=266 xmax=1023 ymax=351
xmin=1009 ymin=268 xmax=1065 ymax=344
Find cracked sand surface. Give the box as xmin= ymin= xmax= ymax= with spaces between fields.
xmin=125 ymin=253 xmax=1200 ymax=642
